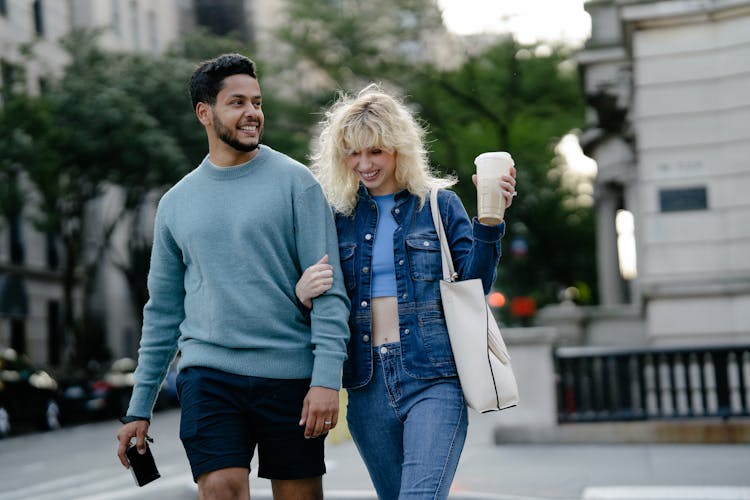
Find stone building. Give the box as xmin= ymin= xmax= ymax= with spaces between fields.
xmin=541 ymin=0 xmax=750 ymax=347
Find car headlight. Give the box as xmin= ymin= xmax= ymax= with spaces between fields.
xmin=29 ymin=371 xmax=59 ymax=391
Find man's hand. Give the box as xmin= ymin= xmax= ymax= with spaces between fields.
xmin=116 ymin=420 xmax=151 ymax=468
xmin=299 ymin=386 xmax=339 ymax=439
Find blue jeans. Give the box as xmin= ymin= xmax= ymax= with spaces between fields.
xmin=346 ymin=342 xmax=468 ymax=499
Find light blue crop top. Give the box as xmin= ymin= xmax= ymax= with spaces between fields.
xmin=371 ymin=194 xmax=398 ymax=297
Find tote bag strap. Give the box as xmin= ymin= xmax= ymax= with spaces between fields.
xmin=429 ymin=188 xmax=457 ymax=282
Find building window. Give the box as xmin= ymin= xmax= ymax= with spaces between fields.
xmin=9 ymin=213 xmax=24 ymax=264
xmin=1 ymin=60 xmax=15 ymax=100
xmin=0 ymin=0 xmax=8 ymax=17
xmin=147 ymin=10 xmax=158 ymax=53
xmin=6 ymin=171 xmax=25 ymax=265
xmin=11 ymin=319 xmax=26 ymax=355
xmin=33 ymin=0 xmax=44 ymax=37
xmin=112 ymin=0 xmax=122 ymax=37
xmin=46 ymin=231 xmax=59 ymax=269
xmin=130 ymin=0 xmax=140 ymax=50
xmin=47 ymin=301 xmax=62 ymax=365
xmin=616 ymin=209 xmax=637 ymax=280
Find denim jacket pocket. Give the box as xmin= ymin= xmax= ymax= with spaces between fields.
xmin=417 ymin=310 xmax=454 ymax=366
xmin=338 ymin=242 xmax=357 ymax=291
xmin=405 ymin=236 xmax=442 ymax=281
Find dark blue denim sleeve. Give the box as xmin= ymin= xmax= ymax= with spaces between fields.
xmin=439 ymin=190 xmax=505 ymax=295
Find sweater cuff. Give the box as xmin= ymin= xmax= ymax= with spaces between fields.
xmin=127 ymin=386 xmax=159 ymax=420
xmin=472 ymin=217 xmax=505 ymax=242
xmin=310 ymin=353 xmax=344 ymax=390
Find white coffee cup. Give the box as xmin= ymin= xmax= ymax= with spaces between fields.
xmin=475 ymin=151 xmax=514 ymax=225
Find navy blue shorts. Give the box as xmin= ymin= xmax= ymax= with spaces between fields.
xmin=176 ymin=366 xmax=326 ymax=481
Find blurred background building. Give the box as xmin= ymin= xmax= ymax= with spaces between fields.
xmin=539 ymin=0 xmax=750 ymax=349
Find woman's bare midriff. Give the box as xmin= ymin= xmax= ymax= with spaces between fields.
xmin=371 ymin=296 xmax=400 ymax=346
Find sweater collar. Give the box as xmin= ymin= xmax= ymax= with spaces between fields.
xmin=201 ymin=145 xmax=269 ymax=180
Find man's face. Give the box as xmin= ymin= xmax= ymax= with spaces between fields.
xmin=209 ymin=74 xmax=264 ymax=153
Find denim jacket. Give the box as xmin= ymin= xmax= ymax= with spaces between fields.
xmin=337 ymin=186 xmax=505 ymax=389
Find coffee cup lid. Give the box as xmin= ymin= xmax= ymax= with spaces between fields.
xmin=474 ymin=151 xmax=513 ymax=165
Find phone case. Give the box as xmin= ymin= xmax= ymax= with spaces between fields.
xmin=125 ymin=444 xmax=161 ymax=487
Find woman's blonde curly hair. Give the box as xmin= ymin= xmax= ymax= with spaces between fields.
xmin=310 ymin=84 xmax=456 ymax=216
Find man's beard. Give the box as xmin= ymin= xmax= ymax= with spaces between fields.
xmin=213 ymin=114 xmax=262 ymax=152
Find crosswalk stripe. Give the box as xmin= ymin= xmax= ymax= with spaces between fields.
xmin=582 ymin=486 xmax=750 ymax=500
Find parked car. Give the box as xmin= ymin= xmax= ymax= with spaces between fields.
xmin=0 ymin=348 xmax=62 ymax=438
xmin=61 ymin=357 xmax=137 ymax=421
xmin=61 ymin=357 xmax=177 ymax=422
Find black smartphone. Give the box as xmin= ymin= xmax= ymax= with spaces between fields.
xmin=125 ymin=444 xmax=161 ymax=487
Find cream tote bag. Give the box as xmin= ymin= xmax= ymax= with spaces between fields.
xmin=430 ymin=188 xmax=519 ymax=412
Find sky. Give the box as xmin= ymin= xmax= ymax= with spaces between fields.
xmin=436 ymin=0 xmax=592 ymax=46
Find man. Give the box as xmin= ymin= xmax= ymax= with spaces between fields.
xmin=116 ymin=53 xmax=350 ymax=500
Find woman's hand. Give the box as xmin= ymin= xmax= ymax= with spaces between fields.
xmin=296 ymin=254 xmax=334 ymax=309
xmin=472 ymin=165 xmax=518 ymax=209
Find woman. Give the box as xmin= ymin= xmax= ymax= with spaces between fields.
xmin=296 ymin=84 xmax=516 ymax=499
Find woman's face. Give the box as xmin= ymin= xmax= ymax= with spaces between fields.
xmin=345 ymin=146 xmax=399 ymax=196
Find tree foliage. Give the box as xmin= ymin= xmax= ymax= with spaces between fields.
xmin=404 ymin=42 xmax=597 ymax=318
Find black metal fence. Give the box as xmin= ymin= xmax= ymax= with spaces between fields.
xmin=554 ymin=344 xmax=750 ymax=422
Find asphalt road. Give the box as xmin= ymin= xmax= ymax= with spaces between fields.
xmin=1 ymin=408 xmax=749 ymax=499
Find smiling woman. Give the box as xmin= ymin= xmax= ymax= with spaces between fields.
xmin=437 ymin=0 xmax=591 ymax=45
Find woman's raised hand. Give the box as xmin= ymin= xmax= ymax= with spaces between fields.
xmin=296 ymin=254 xmax=334 ymax=309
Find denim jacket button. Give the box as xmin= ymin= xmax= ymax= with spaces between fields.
xmin=361 ymin=300 xmax=368 ymax=307
xmin=398 ymin=259 xmax=404 ymax=265
xmin=394 ymin=208 xmax=400 ymax=214
xmin=403 ymin=328 xmax=410 ymax=335
xmin=423 ymin=241 xmax=430 ymax=246
xmin=365 ymin=234 xmax=372 ymax=240
xmin=362 ymin=335 xmax=370 ymax=343
xmin=380 ymin=346 xmax=388 ymax=354
xmin=401 ymin=294 xmax=407 ymax=299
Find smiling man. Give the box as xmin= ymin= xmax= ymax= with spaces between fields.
xmin=115 ymin=53 xmax=350 ymax=500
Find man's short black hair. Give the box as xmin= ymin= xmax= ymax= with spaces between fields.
xmin=189 ymin=53 xmax=257 ymax=110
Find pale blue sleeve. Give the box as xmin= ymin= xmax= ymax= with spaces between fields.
xmin=293 ymin=183 xmax=351 ymax=390
xmin=127 ymin=203 xmax=184 ymax=419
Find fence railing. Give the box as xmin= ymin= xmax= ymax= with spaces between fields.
xmin=554 ymin=344 xmax=750 ymax=422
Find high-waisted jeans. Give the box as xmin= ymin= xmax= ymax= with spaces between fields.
xmin=346 ymin=342 xmax=468 ymax=499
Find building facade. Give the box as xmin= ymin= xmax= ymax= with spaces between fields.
xmin=554 ymin=0 xmax=750 ymax=346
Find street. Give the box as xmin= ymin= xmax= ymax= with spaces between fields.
xmin=1 ymin=408 xmax=750 ymax=499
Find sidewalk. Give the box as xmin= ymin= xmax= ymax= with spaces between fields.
xmin=249 ymin=411 xmax=750 ymax=500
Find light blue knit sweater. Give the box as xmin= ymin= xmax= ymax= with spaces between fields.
xmin=127 ymin=145 xmax=351 ymax=419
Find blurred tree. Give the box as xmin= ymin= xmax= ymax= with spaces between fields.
xmin=275 ymin=0 xmax=444 ymax=88
xmin=404 ymin=41 xmax=597 ymax=321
